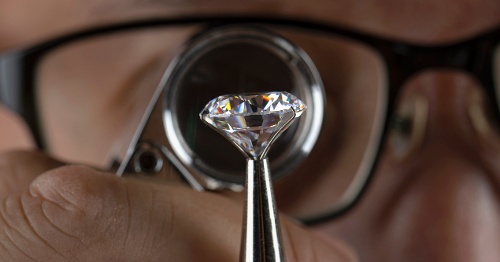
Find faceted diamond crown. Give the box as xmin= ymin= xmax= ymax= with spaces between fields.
xmin=200 ymin=91 xmax=306 ymax=159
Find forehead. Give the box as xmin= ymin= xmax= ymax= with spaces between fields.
xmin=0 ymin=0 xmax=499 ymax=50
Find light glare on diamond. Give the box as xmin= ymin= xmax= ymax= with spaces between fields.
xmin=200 ymin=91 xmax=306 ymax=158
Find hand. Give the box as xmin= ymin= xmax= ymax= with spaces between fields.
xmin=0 ymin=151 xmax=356 ymax=261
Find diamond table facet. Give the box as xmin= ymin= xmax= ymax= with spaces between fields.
xmin=200 ymin=91 xmax=306 ymax=159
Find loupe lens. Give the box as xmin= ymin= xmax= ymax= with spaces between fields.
xmin=164 ymin=25 xmax=323 ymax=185
xmin=176 ymin=43 xmax=295 ymax=179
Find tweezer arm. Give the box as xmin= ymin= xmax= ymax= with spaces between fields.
xmin=241 ymin=158 xmax=285 ymax=262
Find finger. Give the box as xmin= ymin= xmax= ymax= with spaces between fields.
xmin=0 ymin=165 xmax=356 ymax=261
xmin=0 ymin=150 xmax=63 ymax=198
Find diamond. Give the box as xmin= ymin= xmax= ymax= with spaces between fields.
xmin=200 ymin=91 xmax=306 ymax=159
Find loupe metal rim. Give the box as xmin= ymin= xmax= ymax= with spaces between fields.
xmin=163 ymin=24 xmax=325 ymax=190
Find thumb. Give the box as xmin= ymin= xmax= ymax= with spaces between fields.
xmin=0 ymin=165 xmax=356 ymax=261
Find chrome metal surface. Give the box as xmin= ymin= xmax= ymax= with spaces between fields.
xmin=199 ymin=94 xmax=299 ymax=262
xmin=114 ymin=82 xmax=205 ymax=191
xmin=242 ymin=158 xmax=284 ymax=262
xmin=132 ymin=143 xmax=164 ymax=174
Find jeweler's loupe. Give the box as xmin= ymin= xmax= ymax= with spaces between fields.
xmin=116 ymin=24 xmax=324 ymax=191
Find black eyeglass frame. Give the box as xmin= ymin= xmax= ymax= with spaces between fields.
xmin=1 ymin=15 xmax=499 ymax=225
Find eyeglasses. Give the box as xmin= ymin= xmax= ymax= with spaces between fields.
xmin=1 ymin=15 xmax=500 ymax=225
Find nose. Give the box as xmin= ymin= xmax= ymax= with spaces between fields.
xmin=316 ymin=70 xmax=500 ymax=262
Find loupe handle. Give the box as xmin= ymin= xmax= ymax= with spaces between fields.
xmin=241 ymin=158 xmax=285 ymax=262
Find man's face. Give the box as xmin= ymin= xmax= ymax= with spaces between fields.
xmin=1 ymin=0 xmax=500 ymax=261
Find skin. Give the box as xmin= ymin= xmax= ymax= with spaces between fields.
xmin=1 ymin=0 xmax=500 ymax=261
